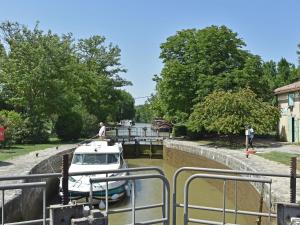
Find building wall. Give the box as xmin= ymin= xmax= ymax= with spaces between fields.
xmin=277 ymin=92 xmax=300 ymax=142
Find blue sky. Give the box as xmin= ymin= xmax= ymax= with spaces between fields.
xmin=0 ymin=0 xmax=299 ymax=105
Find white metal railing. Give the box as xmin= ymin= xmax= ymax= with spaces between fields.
xmin=172 ymin=167 xmax=299 ymax=225
xmin=90 ymin=173 xmax=170 ymax=225
xmin=0 ymin=167 xmax=168 ymax=225
xmin=1 ymin=166 xmax=298 ymax=225
xmin=183 ymin=174 xmax=272 ymax=225
xmin=0 ymin=182 xmax=47 ymax=225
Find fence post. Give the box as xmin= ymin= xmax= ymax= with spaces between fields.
xmin=290 ymin=157 xmax=297 ymax=203
xmin=62 ymin=154 xmax=69 ymax=205
xmin=128 ymin=127 xmax=131 ymax=141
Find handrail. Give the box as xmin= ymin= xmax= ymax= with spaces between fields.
xmin=0 ymin=166 xmax=165 ymax=181
xmin=0 ymin=167 xmax=166 ymax=225
xmin=172 ymin=167 xmax=293 ymax=225
xmin=183 ymin=174 xmax=272 ymax=225
xmin=0 ymin=182 xmax=47 ymax=225
xmin=90 ymin=173 xmax=170 ymax=225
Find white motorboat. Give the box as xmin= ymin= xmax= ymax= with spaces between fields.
xmin=60 ymin=140 xmax=129 ymax=202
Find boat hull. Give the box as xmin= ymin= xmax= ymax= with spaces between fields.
xmin=61 ymin=179 xmax=128 ymax=203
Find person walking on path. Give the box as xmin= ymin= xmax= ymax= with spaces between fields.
xmin=248 ymin=126 xmax=254 ymax=149
xmin=248 ymin=126 xmax=255 ymax=150
xmin=98 ymin=122 xmax=106 ymax=140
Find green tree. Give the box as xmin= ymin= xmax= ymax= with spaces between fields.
xmin=113 ymin=90 xmax=135 ymax=121
xmin=55 ymin=111 xmax=83 ymax=141
xmin=0 ymin=21 xmax=131 ymax=142
xmin=0 ymin=22 xmax=80 ymax=141
xmin=76 ymin=35 xmax=131 ymax=121
xmin=188 ymin=89 xmax=280 ymax=135
xmin=154 ymin=25 xmax=270 ymax=123
xmin=135 ymin=103 xmax=153 ymax=123
xmin=275 ymin=58 xmax=300 ymax=88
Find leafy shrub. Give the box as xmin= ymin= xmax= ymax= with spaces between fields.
xmin=0 ymin=110 xmax=26 ymax=146
xmin=188 ymin=88 xmax=280 ymax=135
xmin=73 ymin=106 xmax=98 ymax=138
xmin=23 ymin=116 xmax=51 ymax=143
xmin=172 ymin=124 xmax=187 ymax=137
xmin=55 ymin=112 xmax=83 ymax=141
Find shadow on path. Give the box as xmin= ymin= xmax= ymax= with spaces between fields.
xmin=0 ymin=161 xmax=13 ymax=167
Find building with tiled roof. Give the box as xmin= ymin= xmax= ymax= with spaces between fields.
xmin=275 ymin=81 xmax=300 ymax=142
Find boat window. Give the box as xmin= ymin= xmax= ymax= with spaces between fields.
xmin=107 ymin=154 xmax=119 ymax=164
xmin=72 ymin=153 xmax=119 ymax=165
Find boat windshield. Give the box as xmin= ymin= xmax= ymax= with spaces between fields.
xmin=72 ymin=153 xmax=119 ymax=165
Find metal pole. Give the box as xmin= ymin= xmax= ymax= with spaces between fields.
xmin=257 ymin=183 xmax=265 ymax=225
xmin=43 ymin=188 xmax=46 ymax=225
xmin=234 ymin=181 xmax=237 ymax=224
xmin=183 ymin=179 xmax=189 ymax=225
xmin=269 ymin=184 xmax=272 ymax=225
xmin=223 ymin=180 xmax=226 ymax=225
xmin=162 ymin=181 xmax=166 ymax=225
xmin=106 ymin=173 xmax=108 ymax=213
xmin=132 ymin=180 xmax=135 ymax=224
xmin=2 ymin=190 xmax=4 ymax=225
xmin=89 ymin=180 xmax=93 ymax=209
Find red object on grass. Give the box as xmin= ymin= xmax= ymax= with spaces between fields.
xmin=0 ymin=126 xmax=5 ymax=141
xmin=245 ymin=149 xmax=256 ymax=155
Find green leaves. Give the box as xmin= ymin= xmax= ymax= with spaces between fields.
xmin=0 ymin=21 xmax=133 ymax=142
xmin=187 ymin=89 xmax=280 ymax=135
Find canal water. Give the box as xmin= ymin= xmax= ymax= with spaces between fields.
xmin=90 ymin=158 xmax=270 ymax=225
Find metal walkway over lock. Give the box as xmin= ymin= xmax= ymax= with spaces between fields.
xmin=0 ymin=166 xmax=299 ymax=225
xmin=105 ymin=126 xmax=171 ymax=145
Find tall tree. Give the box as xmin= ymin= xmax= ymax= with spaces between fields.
xmin=76 ymin=35 xmax=131 ymax=121
xmin=0 ymin=21 xmax=131 ymax=142
xmin=154 ymin=25 xmax=268 ymax=124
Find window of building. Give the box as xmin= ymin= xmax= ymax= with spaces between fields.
xmin=288 ymin=93 xmax=295 ymax=107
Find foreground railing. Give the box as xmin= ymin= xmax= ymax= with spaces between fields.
xmin=0 ymin=182 xmax=47 ymax=225
xmin=90 ymin=173 xmax=170 ymax=225
xmin=1 ymin=166 xmax=299 ymax=225
xmin=172 ymin=167 xmax=300 ymax=225
xmin=183 ymin=174 xmax=272 ymax=225
xmin=0 ymin=167 xmax=167 ymax=225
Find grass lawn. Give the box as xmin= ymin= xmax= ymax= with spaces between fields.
xmin=0 ymin=143 xmax=60 ymax=161
xmin=257 ymin=151 xmax=300 ymax=169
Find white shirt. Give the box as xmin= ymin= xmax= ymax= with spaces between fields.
xmin=99 ymin=126 xmax=106 ymax=137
